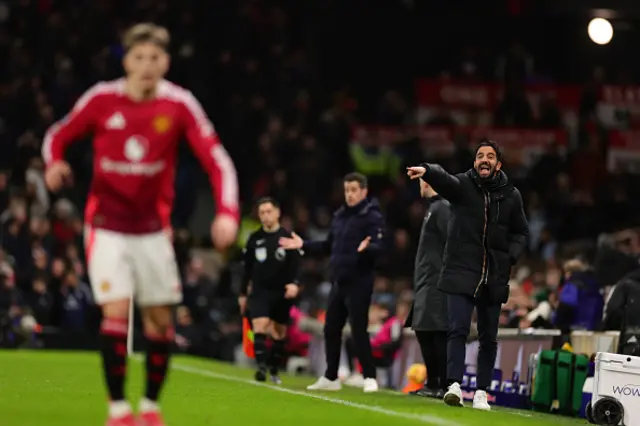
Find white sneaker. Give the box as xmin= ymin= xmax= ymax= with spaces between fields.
xmin=344 ymin=374 xmax=365 ymax=387
xmin=472 ymin=390 xmax=491 ymax=410
xmin=443 ymin=382 xmax=464 ymax=407
xmin=138 ymin=398 xmax=159 ymax=414
xmin=307 ymin=376 xmax=342 ymax=391
xmin=338 ymin=366 xmax=351 ymax=381
xmin=108 ymin=400 xmax=133 ymax=418
xmin=363 ymin=378 xmax=379 ymax=393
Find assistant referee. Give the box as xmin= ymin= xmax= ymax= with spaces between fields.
xmin=239 ymin=197 xmax=301 ymax=384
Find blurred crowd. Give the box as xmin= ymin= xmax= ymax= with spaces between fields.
xmin=1 ymin=0 xmax=639 ymax=358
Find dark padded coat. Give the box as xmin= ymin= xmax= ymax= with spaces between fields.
xmin=420 ymin=164 xmax=529 ymax=305
xmin=407 ymin=195 xmax=450 ymax=331
xmin=303 ymin=198 xmax=385 ymax=284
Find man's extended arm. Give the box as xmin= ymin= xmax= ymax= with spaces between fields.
xmin=361 ymin=210 xmax=385 ymax=256
xmin=419 ymin=164 xmax=465 ymax=202
xmin=302 ymin=229 xmax=333 ymax=256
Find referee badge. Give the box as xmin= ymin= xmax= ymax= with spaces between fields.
xmin=255 ymin=247 xmax=267 ymax=262
xmin=275 ymin=247 xmax=286 ymax=261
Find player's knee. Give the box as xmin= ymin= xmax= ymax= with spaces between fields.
xmin=252 ymin=317 xmax=270 ymax=334
xmin=271 ymin=323 xmax=287 ymax=340
xmin=102 ymin=299 xmax=131 ymax=320
xmin=142 ymin=306 xmax=174 ymax=338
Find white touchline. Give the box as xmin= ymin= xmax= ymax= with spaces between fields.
xmin=131 ymin=356 xmax=526 ymax=422
xmin=171 ymin=363 xmax=462 ymax=426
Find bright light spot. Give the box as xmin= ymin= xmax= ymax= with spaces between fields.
xmin=588 ymin=18 xmax=613 ymax=45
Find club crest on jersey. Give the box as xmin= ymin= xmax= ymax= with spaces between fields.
xmin=124 ymin=136 xmax=148 ymax=162
xmin=275 ymin=247 xmax=286 ymax=261
xmin=255 ymin=247 xmax=267 ymax=262
xmin=152 ymin=115 xmax=172 ymax=134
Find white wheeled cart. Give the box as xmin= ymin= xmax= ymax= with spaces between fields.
xmin=586 ymin=352 xmax=640 ymax=426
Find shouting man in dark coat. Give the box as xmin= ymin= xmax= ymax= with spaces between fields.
xmin=406 ymin=179 xmax=450 ymax=399
xmin=407 ymin=139 xmax=529 ymax=411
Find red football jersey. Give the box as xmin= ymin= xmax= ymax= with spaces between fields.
xmin=42 ymin=79 xmax=239 ymax=234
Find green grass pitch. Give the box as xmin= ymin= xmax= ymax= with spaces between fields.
xmin=0 ymin=351 xmax=588 ymax=425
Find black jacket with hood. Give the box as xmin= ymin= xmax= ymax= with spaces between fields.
xmin=420 ymin=164 xmax=529 ymax=304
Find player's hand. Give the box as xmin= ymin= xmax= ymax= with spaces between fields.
xmin=44 ymin=161 xmax=72 ymax=192
xmin=284 ymin=283 xmax=299 ymax=299
xmin=238 ymin=295 xmax=247 ymax=315
xmin=279 ymin=232 xmax=303 ymax=250
xmin=211 ymin=214 xmax=238 ymax=250
xmin=357 ymin=236 xmax=371 ymax=253
xmin=406 ymin=166 xmax=426 ymax=180
xmin=175 ymin=334 xmax=191 ymax=349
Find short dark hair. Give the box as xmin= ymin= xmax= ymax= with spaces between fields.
xmin=255 ymin=196 xmax=280 ymax=209
xmin=343 ymin=172 xmax=368 ymax=189
xmin=475 ymin=138 xmax=503 ymax=162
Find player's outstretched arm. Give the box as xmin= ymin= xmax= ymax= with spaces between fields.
xmin=407 ymin=164 xmax=464 ymax=202
xmin=42 ymin=82 xmax=104 ymax=191
xmin=280 ymin=230 xmax=332 ymax=257
xmin=179 ymin=89 xmax=240 ymax=250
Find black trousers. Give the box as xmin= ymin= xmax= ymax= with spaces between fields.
xmin=415 ymin=330 xmax=447 ymax=390
xmin=447 ymin=293 xmax=500 ymax=390
xmin=324 ymin=281 xmax=376 ymax=380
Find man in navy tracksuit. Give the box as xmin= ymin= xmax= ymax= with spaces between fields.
xmin=279 ymin=172 xmax=386 ymax=393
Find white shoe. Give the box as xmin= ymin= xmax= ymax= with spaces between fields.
xmin=443 ymin=382 xmax=464 ymax=407
xmin=108 ymin=400 xmax=133 ymax=418
xmin=363 ymin=378 xmax=379 ymax=393
xmin=338 ymin=366 xmax=351 ymax=381
xmin=138 ymin=398 xmax=160 ymax=414
xmin=472 ymin=390 xmax=491 ymax=410
xmin=307 ymin=376 xmax=342 ymax=391
xmin=344 ymin=374 xmax=365 ymax=387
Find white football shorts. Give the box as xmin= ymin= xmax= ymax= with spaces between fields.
xmin=85 ymin=227 xmax=182 ymax=307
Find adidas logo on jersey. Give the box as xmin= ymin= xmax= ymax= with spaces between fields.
xmin=106 ymin=112 xmax=126 ymax=129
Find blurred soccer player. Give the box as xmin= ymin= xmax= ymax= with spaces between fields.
xmin=239 ymin=197 xmax=301 ymax=384
xmin=42 ymin=23 xmax=239 ymax=426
